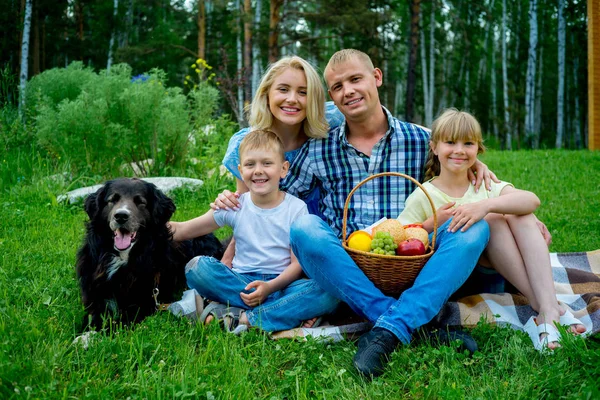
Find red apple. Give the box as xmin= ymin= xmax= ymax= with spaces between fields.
xmin=396 ymin=238 xmax=426 ymax=256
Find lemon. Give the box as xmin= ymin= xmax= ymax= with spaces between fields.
xmin=348 ymin=231 xmax=373 ymax=252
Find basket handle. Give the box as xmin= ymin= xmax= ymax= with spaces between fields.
xmin=341 ymin=172 xmax=438 ymax=250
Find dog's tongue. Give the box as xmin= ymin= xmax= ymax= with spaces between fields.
xmin=114 ymin=229 xmax=134 ymax=250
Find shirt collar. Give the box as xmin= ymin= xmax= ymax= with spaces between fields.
xmin=336 ymin=106 xmax=396 ymax=145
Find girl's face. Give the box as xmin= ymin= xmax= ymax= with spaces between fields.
xmin=431 ymin=137 xmax=479 ymax=176
xmin=267 ymin=68 xmax=308 ymax=130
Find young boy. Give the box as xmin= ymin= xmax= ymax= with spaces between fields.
xmin=169 ymin=129 xmax=339 ymax=334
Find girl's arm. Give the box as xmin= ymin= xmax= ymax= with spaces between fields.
xmin=448 ymin=186 xmax=540 ymax=233
xmin=169 ymin=209 xmax=220 ymax=241
xmin=239 ymin=251 xmax=304 ymax=307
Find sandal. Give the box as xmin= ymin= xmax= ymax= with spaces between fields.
xmin=559 ymin=309 xmax=587 ymax=334
xmin=199 ymin=302 xmax=248 ymax=335
xmin=524 ymin=316 xmax=560 ymax=352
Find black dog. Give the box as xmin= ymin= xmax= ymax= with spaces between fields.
xmin=76 ymin=178 xmax=223 ymax=331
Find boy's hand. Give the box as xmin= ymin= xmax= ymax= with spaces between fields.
xmin=240 ymin=280 xmax=272 ymax=307
xmin=448 ymin=202 xmax=489 ymax=232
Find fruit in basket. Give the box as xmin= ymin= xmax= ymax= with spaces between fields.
xmin=372 ymin=219 xmax=407 ymax=245
xmin=396 ymin=238 xmax=426 ymax=256
xmin=369 ymin=231 xmax=398 ymax=255
xmin=403 ymin=223 xmax=424 ymax=229
xmin=405 ymin=227 xmax=429 ymax=247
xmin=347 ymin=231 xmax=373 ymax=252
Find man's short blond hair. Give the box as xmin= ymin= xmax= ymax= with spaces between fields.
xmin=247 ymin=56 xmax=328 ymax=139
xmin=238 ymin=129 xmax=285 ymax=163
xmin=324 ymin=49 xmax=375 ymax=86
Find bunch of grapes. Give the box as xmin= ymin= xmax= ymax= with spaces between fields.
xmin=370 ymin=231 xmax=398 ymax=255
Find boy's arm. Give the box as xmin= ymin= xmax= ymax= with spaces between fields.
xmin=448 ymin=186 xmax=540 ymax=232
xmin=169 ymin=209 xmax=220 ymax=241
xmin=239 ymin=251 xmax=304 ymax=307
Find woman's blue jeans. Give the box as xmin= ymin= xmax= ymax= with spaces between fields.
xmin=185 ymin=256 xmax=340 ymax=332
xmin=290 ymin=215 xmax=490 ymax=344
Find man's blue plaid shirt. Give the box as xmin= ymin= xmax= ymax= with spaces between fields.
xmin=281 ymin=107 xmax=430 ymax=238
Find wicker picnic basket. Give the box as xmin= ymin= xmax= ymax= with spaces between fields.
xmin=341 ymin=172 xmax=438 ymax=297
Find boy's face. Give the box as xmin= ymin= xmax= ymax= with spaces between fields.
xmin=325 ymin=56 xmax=383 ymax=122
xmin=238 ymin=148 xmax=289 ymax=197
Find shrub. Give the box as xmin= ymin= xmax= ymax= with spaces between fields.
xmin=32 ymin=63 xmax=224 ymax=176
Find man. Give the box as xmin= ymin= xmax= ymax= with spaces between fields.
xmin=281 ymin=49 xmax=492 ymax=377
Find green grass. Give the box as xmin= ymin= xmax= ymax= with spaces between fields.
xmin=1 ymin=150 xmax=599 ymax=399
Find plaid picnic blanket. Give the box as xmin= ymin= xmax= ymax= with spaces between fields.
xmin=275 ymin=250 xmax=600 ymax=341
xmin=433 ymin=249 xmax=600 ymax=337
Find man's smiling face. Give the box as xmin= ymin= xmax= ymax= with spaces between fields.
xmin=325 ymin=56 xmax=383 ymax=122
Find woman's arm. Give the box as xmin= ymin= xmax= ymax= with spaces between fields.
xmin=169 ymin=210 xmax=220 ymax=241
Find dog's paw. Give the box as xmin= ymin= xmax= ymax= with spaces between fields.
xmin=72 ymin=331 xmax=98 ymax=350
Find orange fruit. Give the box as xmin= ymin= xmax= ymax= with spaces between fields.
xmin=347 ymin=230 xmax=373 ymax=252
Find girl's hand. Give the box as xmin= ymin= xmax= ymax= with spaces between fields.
xmin=210 ymin=190 xmax=241 ymax=211
xmin=448 ymin=202 xmax=489 ymax=232
xmin=436 ymin=202 xmax=456 ymax=227
xmin=240 ymin=281 xmax=272 ymax=307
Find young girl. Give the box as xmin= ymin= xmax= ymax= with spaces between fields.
xmin=398 ymin=108 xmax=586 ymax=351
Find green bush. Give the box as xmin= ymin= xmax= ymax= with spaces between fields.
xmin=32 ymin=63 xmax=223 ymax=176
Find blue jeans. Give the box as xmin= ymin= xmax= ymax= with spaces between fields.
xmin=290 ymin=215 xmax=490 ymax=344
xmin=185 ymin=256 xmax=340 ymax=332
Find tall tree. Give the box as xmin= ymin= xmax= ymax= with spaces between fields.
xmin=251 ymin=0 xmax=262 ymax=97
xmin=198 ymin=0 xmax=206 ymax=60
xmin=107 ymin=0 xmax=119 ymax=72
xmin=243 ymin=0 xmax=252 ymax=104
xmin=405 ymin=0 xmax=420 ymax=123
xmin=269 ymin=0 xmax=283 ymax=63
xmin=420 ymin=2 xmax=434 ymax=126
xmin=236 ymin=0 xmax=244 ymax=123
xmin=501 ymin=0 xmax=511 ymax=149
xmin=555 ymin=0 xmax=565 ymax=148
xmin=18 ymin=0 xmax=33 ymax=118
xmin=524 ymin=0 xmax=537 ymax=146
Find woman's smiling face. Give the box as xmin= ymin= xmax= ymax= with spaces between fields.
xmin=268 ymin=68 xmax=308 ymax=129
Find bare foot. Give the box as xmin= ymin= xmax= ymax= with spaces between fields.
xmin=303 ymin=317 xmax=318 ymax=328
xmin=536 ymin=308 xmax=562 ymax=350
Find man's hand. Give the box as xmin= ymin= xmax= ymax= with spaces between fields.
xmin=240 ymin=280 xmax=272 ymax=307
xmin=469 ymin=159 xmax=500 ymax=192
xmin=534 ymin=215 xmax=552 ymax=246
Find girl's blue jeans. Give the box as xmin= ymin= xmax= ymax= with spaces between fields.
xmin=185 ymin=256 xmax=340 ymax=332
xmin=290 ymin=215 xmax=490 ymax=344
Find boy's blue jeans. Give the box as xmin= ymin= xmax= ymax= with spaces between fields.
xmin=185 ymin=256 xmax=340 ymax=332
xmin=290 ymin=215 xmax=490 ymax=344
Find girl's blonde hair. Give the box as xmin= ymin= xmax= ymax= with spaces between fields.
xmin=247 ymin=56 xmax=328 ymax=139
xmin=424 ymin=108 xmax=486 ymax=181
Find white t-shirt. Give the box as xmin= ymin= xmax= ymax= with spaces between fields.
xmin=213 ymin=192 xmax=308 ymax=274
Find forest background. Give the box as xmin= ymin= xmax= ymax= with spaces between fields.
xmin=1 ymin=0 xmax=589 ymax=154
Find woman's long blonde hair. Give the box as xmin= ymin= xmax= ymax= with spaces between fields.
xmin=247 ymin=56 xmax=328 ymax=139
xmin=424 ymin=108 xmax=486 ymax=181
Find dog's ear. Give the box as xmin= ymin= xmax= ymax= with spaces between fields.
xmin=84 ymin=184 xmax=107 ymax=219
xmin=150 ymin=184 xmax=176 ymax=224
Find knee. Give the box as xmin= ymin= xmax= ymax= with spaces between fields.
xmin=456 ymin=219 xmax=490 ymax=248
xmin=290 ymin=214 xmax=330 ymax=244
xmin=505 ymin=213 xmax=535 ymax=227
xmin=184 ymin=255 xmax=217 ymax=277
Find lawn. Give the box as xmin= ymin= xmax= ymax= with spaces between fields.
xmin=0 ymin=149 xmax=599 ymax=399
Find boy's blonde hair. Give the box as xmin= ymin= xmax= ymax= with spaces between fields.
xmin=238 ymin=129 xmax=286 ymax=163
xmin=424 ymin=108 xmax=486 ymax=180
xmin=248 ymin=56 xmax=328 ymax=139
xmin=324 ymin=49 xmax=375 ymax=86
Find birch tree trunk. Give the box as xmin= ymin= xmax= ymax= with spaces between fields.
xmin=236 ymin=0 xmax=244 ymax=124
xmin=405 ymin=0 xmax=421 ymax=123
xmin=251 ymin=0 xmax=262 ymax=97
xmin=572 ymin=38 xmax=581 ymax=149
xmin=18 ymin=0 xmax=32 ymax=118
xmin=428 ymin=2 xmax=434 ymax=125
xmin=534 ymin=48 xmax=543 ymax=148
xmin=491 ymin=33 xmax=498 ymax=141
xmin=420 ymin=8 xmax=429 ymax=125
xmin=243 ymin=0 xmax=252 ymax=104
xmin=524 ymin=0 xmax=537 ymax=145
xmin=555 ymin=0 xmax=565 ymax=148
xmin=107 ymin=0 xmax=119 ymax=72
xmin=502 ymin=0 xmax=511 ymax=149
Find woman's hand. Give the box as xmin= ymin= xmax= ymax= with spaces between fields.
xmin=448 ymin=202 xmax=489 ymax=232
xmin=240 ymin=280 xmax=272 ymax=307
xmin=210 ymin=190 xmax=241 ymax=211
xmin=469 ymin=159 xmax=500 ymax=192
